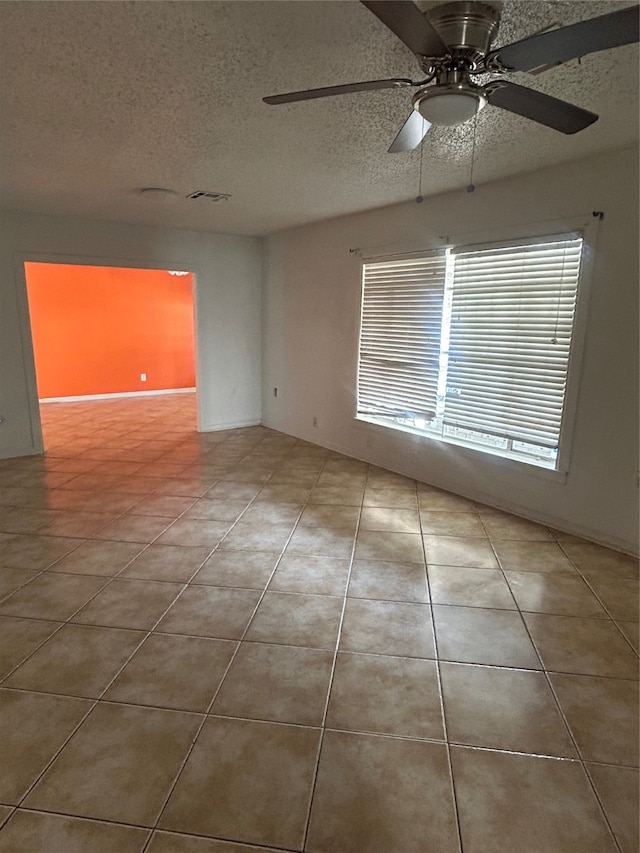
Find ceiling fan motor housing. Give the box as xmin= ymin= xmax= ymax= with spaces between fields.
xmin=425 ymin=1 xmax=501 ymax=63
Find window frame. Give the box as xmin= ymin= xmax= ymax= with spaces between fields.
xmin=354 ymin=216 xmax=598 ymax=476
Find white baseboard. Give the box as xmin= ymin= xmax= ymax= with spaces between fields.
xmin=39 ymin=388 xmax=196 ymax=403
xmin=200 ymin=418 xmax=262 ymax=432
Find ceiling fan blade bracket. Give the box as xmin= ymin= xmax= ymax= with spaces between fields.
xmin=361 ymin=1 xmax=449 ymax=58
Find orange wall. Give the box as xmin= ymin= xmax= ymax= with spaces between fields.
xmin=25 ymin=263 xmax=195 ymax=398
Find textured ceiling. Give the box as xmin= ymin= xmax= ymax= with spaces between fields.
xmin=0 ymin=0 xmax=637 ymax=236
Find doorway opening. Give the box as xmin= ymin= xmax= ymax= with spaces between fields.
xmin=24 ymin=262 xmax=197 ymax=450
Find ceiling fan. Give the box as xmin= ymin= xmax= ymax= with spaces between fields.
xmin=263 ymin=1 xmax=639 ymax=152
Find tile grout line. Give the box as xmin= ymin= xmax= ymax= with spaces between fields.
xmin=494 ymin=537 xmax=626 ymax=853
xmin=298 ymin=466 xmax=366 ymax=852
xmin=140 ymin=440 xmax=330 ymax=853
xmin=423 ymin=486 xmax=469 ymax=853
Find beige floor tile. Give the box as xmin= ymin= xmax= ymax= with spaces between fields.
xmin=183 ymin=497 xmax=250 ymax=521
xmin=206 ymin=482 xmax=264 ymax=501
xmin=4 ymin=623 xmax=145 ymax=698
xmin=245 ymin=591 xmax=343 ymax=649
xmin=120 ymin=544 xmax=210 ymax=582
xmin=479 ymin=510 xmax=554 ymax=540
xmin=587 ymin=764 xmax=639 ymax=853
xmin=36 ymin=510 xmax=116 ymax=538
xmin=155 ymin=479 xmax=214 ymax=498
xmin=0 ymin=615 xmax=62 ymax=678
xmin=440 ymin=662 xmax=575 ymax=756
xmin=549 ymin=673 xmax=639 ymax=766
xmin=618 ymin=620 xmax=639 ymax=653
xmin=219 ymin=521 xmax=294 ymax=552
xmin=105 ymin=633 xmax=236 ymax=711
xmin=420 ymin=511 xmax=486 ymax=538
xmin=81 ymin=492 xmax=142 ymax=513
xmin=363 ymin=486 xmax=419 ymax=510
xmin=191 ymin=550 xmax=279 ymax=588
xmin=159 ymin=716 xmax=321 ymax=849
xmin=157 ymin=586 xmax=261 ymax=639
xmin=48 ymin=539 xmax=144 ymax=576
xmin=326 ymin=652 xmax=444 ymax=739
xmin=5 ymin=398 xmax=635 ymax=853
xmin=0 ymin=572 xmax=108 ymax=620
xmin=254 ymin=484 xmax=311 ymax=504
xmin=586 ymin=577 xmax=640 ymax=621
xmin=298 ymin=504 xmax=360 ymax=529
xmin=235 ymin=502 xmax=301 ymax=526
xmin=147 ymin=831 xmax=283 ymax=853
xmin=494 ymin=540 xmax=576 ymax=573
xmin=0 ymin=566 xmax=40 ymax=598
xmin=423 ymin=535 xmax=498 ymax=569
xmin=154 ymin=518 xmax=233 ymax=548
xmin=316 ymin=472 xmax=367 ymax=490
xmin=359 ymin=507 xmax=420 ymax=534
xmin=25 ymin=702 xmax=201 ymax=825
xmin=1 ymin=688 xmax=91 ymax=803
xmin=560 ymin=542 xmax=639 ymax=579
xmin=347 ymin=558 xmax=429 ymax=603
xmin=268 ymin=553 xmax=350 ymax=596
xmin=109 ymin=477 xmax=165 ymax=496
xmin=0 ymin=811 xmax=149 ymax=853
xmin=91 ymin=515 xmax=173 ymax=543
xmin=524 ymin=613 xmax=639 ymax=678
xmin=506 ymin=570 xmax=608 ymax=617
xmin=433 ymin=605 xmax=541 ymax=668
xmin=306 ymin=731 xmax=458 ymax=853
xmin=341 ymin=598 xmax=435 ymax=658
xmin=211 ymin=641 xmax=333 ymax=725
xmin=355 ymin=530 xmax=424 ymax=563
xmin=129 ymin=495 xmax=196 ymax=517
xmin=269 ymin=470 xmax=317 ymax=487
xmin=72 ymin=579 xmax=183 ymax=630
xmin=451 ymin=747 xmax=617 ymax=853
xmin=417 ymin=488 xmax=476 ymax=511
xmin=0 ymin=533 xmax=80 ymax=570
xmin=286 ymin=526 xmax=355 ymax=559
xmin=366 ymin=468 xmax=414 ymax=489
xmin=429 ymin=565 xmax=516 ymax=609
xmin=308 ymin=484 xmax=365 ymax=506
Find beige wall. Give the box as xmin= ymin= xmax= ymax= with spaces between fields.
xmin=262 ymin=147 xmax=640 ymax=554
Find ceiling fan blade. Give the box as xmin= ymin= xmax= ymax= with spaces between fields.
xmin=361 ymin=1 xmax=449 ymax=58
xmin=486 ymin=81 xmax=598 ymax=134
xmin=487 ymin=5 xmax=639 ymax=73
xmin=388 ymin=110 xmax=432 ymax=153
xmin=263 ymin=78 xmax=414 ymax=105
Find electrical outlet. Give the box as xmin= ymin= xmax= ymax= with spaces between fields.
xmin=312 ymin=416 xmax=318 ymax=427
xmin=141 ymin=373 xmax=147 ymax=382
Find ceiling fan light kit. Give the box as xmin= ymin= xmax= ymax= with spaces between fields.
xmin=263 ymin=0 xmax=639 ymax=151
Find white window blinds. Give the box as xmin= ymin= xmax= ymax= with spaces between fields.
xmin=358 ymin=252 xmax=446 ymax=420
xmin=444 ymin=235 xmax=583 ymax=450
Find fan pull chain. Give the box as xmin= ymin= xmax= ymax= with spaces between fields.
xmin=416 ymin=122 xmax=426 ymax=203
xmin=467 ymin=112 xmax=478 ymax=193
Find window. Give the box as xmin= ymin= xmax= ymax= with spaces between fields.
xmin=357 ymin=232 xmax=585 ymax=471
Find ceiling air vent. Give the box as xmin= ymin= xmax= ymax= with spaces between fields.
xmin=187 ymin=190 xmax=232 ymax=202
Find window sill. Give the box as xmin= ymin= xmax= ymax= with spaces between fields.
xmin=355 ymin=415 xmax=569 ymax=484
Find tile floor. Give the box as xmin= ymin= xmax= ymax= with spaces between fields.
xmin=0 ymin=393 xmax=638 ymax=853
